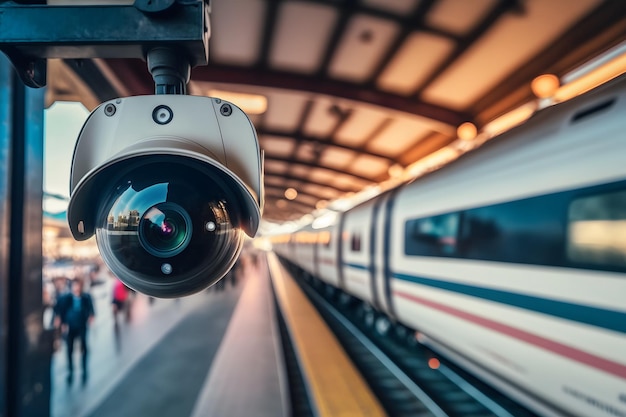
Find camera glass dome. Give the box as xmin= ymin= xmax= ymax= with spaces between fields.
xmin=94 ymin=157 xmax=245 ymax=298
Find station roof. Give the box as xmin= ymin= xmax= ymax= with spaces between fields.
xmin=46 ymin=0 xmax=626 ymax=227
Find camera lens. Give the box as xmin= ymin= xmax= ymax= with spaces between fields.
xmin=138 ymin=202 xmax=192 ymax=258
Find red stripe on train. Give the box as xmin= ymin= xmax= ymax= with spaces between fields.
xmin=395 ymin=290 xmax=626 ymax=380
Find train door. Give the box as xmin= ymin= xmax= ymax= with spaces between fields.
xmin=372 ymin=189 xmax=400 ymax=319
xmin=316 ymin=225 xmax=340 ymax=287
xmin=341 ymin=201 xmax=375 ymax=303
xmin=371 ymin=194 xmax=387 ymax=314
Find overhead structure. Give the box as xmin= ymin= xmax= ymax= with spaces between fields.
xmin=47 ymin=0 xmax=626 ymax=224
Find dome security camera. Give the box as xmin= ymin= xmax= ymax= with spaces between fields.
xmin=67 ymin=95 xmax=264 ymax=298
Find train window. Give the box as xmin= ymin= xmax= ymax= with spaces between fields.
xmin=405 ymin=193 xmax=565 ymax=264
xmin=404 ymin=181 xmax=626 ymax=269
xmin=351 ymin=232 xmax=362 ymax=252
xmin=405 ymin=213 xmax=459 ymax=256
xmin=461 ymin=196 xmax=564 ymax=265
xmin=567 ymin=189 xmax=626 ymax=268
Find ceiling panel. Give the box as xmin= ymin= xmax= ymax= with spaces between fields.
xmin=289 ymin=164 xmax=313 ymax=178
xmin=427 ymin=0 xmax=498 ymax=36
xmin=331 ymin=174 xmax=370 ymax=191
xmin=349 ymin=154 xmax=390 ymax=179
xmin=263 ymin=90 xmax=310 ymax=131
xmin=264 ymin=160 xmax=289 ymax=174
xmin=319 ymin=147 xmax=357 ymax=169
xmin=328 ymin=13 xmax=400 ymax=82
xmin=366 ymin=117 xmax=433 ymax=157
xmin=264 ymin=175 xmax=291 ymax=188
xmin=303 ymin=97 xmax=345 ymax=137
xmin=378 ymin=32 xmax=455 ymax=95
xmin=270 ymin=2 xmax=339 ymax=73
xmin=209 ymin=0 xmax=266 ymax=65
xmin=334 ymin=105 xmax=389 ymax=147
xmin=261 ymin=136 xmax=296 ymax=157
xmin=301 ymin=183 xmax=339 ymax=200
xmin=308 ymin=168 xmax=343 ymax=184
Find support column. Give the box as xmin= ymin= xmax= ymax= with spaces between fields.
xmin=0 ymin=52 xmax=52 ymax=417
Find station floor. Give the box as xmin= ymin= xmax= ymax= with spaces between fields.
xmin=50 ymin=252 xmax=384 ymax=417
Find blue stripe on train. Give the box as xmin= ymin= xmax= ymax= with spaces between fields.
xmin=343 ymin=262 xmax=625 ymax=334
xmin=345 ymin=262 xmax=369 ymax=271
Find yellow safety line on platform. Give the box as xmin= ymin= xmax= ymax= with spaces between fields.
xmin=268 ymin=253 xmax=387 ymax=417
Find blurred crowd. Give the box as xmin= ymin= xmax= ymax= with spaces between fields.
xmin=42 ymin=244 xmax=262 ymax=387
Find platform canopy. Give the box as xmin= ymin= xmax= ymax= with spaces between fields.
xmin=45 ymin=0 xmax=626 ymax=226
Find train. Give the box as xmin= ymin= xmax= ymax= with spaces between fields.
xmin=270 ymin=73 xmax=626 ymax=417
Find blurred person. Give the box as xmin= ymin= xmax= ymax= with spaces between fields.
xmin=54 ymin=277 xmax=95 ymax=385
xmin=42 ymin=280 xmax=56 ymax=330
xmin=112 ymin=277 xmax=131 ymax=323
xmin=52 ymin=276 xmax=70 ymax=299
xmin=50 ymin=277 xmax=70 ymax=351
xmin=87 ymin=264 xmax=100 ymax=287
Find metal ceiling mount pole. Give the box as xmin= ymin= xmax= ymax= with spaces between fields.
xmin=147 ymin=47 xmax=192 ymax=95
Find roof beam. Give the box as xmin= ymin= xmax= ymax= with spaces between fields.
xmin=258 ymin=129 xmax=396 ymax=163
xmin=264 ymin=154 xmax=376 ymax=183
xmin=264 ymin=187 xmax=323 ymax=204
xmin=263 ymin=172 xmax=358 ymax=194
xmin=191 ymin=64 xmax=468 ymax=127
xmin=264 ymin=199 xmax=315 ymax=212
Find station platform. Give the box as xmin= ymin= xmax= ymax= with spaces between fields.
xmin=50 ymin=251 xmax=384 ymax=417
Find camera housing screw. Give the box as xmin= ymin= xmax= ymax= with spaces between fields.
xmin=220 ymin=104 xmax=232 ymax=117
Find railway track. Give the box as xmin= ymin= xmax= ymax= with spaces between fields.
xmin=281 ymin=262 xmax=541 ymax=417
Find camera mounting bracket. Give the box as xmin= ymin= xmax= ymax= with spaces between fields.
xmin=0 ymin=0 xmax=210 ymax=90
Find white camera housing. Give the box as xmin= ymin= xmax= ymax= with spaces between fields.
xmin=67 ymin=95 xmax=264 ymax=298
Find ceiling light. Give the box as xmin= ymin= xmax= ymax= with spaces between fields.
xmin=456 ymin=122 xmax=477 ymax=140
xmin=207 ymin=89 xmax=268 ymax=115
xmin=531 ymin=74 xmax=560 ymax=99
xmin=284 ymin=188 xmax=298 ymax=200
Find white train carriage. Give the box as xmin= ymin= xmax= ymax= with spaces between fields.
xmin=388 ymin=73 xmax=626 ymax=417
xmin=273 ymin=73 xmax=626 ymax=417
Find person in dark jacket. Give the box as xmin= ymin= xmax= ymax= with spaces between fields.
xmin=54 ymin=277 xmax=95 ymax=385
